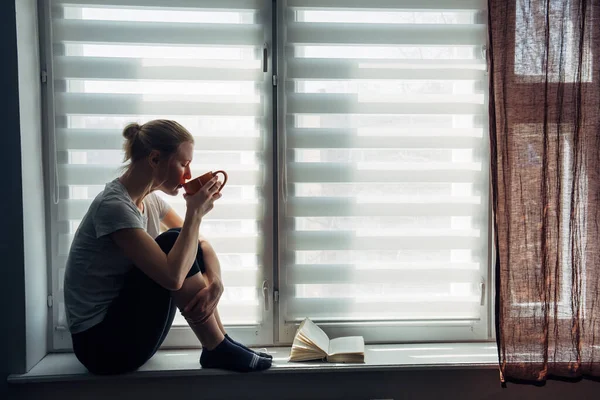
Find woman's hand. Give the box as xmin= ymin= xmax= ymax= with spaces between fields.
xmin=183 ymin=176 xmax=222 ymax=218
xmin=180 ymin=277 xmax=224 ymax=324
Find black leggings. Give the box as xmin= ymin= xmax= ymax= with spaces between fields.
xmin=71 ymin=228 xmax=205 ymax=375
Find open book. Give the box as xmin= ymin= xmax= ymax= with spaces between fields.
xmin=289 ymin=318 xmax=365 ymax=363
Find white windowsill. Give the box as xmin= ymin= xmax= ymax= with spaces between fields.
xmin=8 ymin=342 xmax=498 ymax=384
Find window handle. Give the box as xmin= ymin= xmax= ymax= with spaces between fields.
xmin=262 ymin=43 xmax=268 ymax=73
xmin=262 ymin=280 xmax=270 ymax=311
xmin=480 ymin=281 xmax=486 ymax=306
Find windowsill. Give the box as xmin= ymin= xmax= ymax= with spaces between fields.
xmin=8 ymin=342 xmax=498 ymax=384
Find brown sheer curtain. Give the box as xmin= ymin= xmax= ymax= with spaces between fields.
xmin=489 ymin=0 xmax=600 ymax=384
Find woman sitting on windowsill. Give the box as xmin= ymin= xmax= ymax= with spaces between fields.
xmin=63 ymin=119 xmax=272 ymax=375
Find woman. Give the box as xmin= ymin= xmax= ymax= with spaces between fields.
xmin=64 ymin=119 xmax=272 ymax=375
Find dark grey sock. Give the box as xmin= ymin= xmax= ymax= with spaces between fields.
xmin=225 ymin=334 xmax=273 ymax=360
xmin=200 ymin=338 xmax=272 ymax=373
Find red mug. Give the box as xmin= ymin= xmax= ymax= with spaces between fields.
xmin=183 ymin=170 xmax=228 ymax=195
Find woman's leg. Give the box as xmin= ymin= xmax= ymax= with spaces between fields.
xmin=197 ymin=240 xmax=227 ymax=333
xmin=72 ymin=230 xmax=216 ymax=374
xmin=161 ymin=229 xmax=271 ymax=372
xmin=213 ymin=309 xmax=226 ymax=335
xmin=197 ymin=239 xmax=272 ymax=359
xmin=169 ymin=273 xmax=224 ymax=350
xmin=71 ymin=264 xmax=179 ymax=375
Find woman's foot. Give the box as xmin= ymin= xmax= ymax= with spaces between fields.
xmin=200 ymin=338 xmax=272 ymax=372
xmin=225 ymin=334 xmax=273 ymax=360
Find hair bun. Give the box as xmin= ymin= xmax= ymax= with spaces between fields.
xmin=123 ymin=123 xmax=141 ymax=141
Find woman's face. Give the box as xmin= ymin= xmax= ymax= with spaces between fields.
xmin=155 ymin=141 xmax=193 ymax=196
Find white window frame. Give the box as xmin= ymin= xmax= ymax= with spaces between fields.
xmin=40 ymin=0 xmax=275 ymax=350
xmin=39 ymin=0 xmax=495 ymax=351
xmin=274 ymin=0 xmax=493 ymax=344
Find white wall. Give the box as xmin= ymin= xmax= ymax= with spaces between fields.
xmin=15 ymin=0 xmax=47 ymax=372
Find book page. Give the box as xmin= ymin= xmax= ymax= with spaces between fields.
xmin=298 ymin=318 xmax=330 ymax=353
xmin=292 ymin=334 xmax=314 ymax=351
xmin=327 ymin=336 xmax=365 ymax=356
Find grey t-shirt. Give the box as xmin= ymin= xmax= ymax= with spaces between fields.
xmin=64 ymin=179 xmax=171 ymax=334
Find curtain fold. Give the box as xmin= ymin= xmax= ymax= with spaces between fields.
xmin=489 ymin=0 xmax=600 ymax=384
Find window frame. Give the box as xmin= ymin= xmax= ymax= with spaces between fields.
xmin=40 ymin=0 xmax=496 ymax=351
xmin=275 ymin=0 xmax=494 ymax=344
xmin=40 ymin=0 xmax=276 ymax=350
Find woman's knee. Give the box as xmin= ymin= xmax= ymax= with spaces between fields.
xmin=156 ymin=228 xmax=204 ymax=278
xmin=155 ymin=228 xmax=182 ymax=253
xmin=196 ymin=242 xmax=207 ymax=275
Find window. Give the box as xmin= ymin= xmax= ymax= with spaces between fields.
xmin=45 ymin=0 xmax=273 ymax=349
xmin=514 ymin=0 xmax=592 ymax=82
xmin=506 ymin=0 xmax=592 ymax=313
xmin=508 ymin=123 xmax=587 ymax=317
xmin=278 ymin=0 xmax=490 ymax=342
xmin=42 ymin=0 xmax=490 ymax=349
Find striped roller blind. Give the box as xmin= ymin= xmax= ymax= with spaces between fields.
xmin=47 ymin=0 xmax=270 ymax=347
xmin=280 ymin=0 xmax=490 ymax=340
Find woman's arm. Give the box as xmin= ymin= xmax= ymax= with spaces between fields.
xmin=162 ymin=208 xmax=184 ymax=230
xmin=159 ymin=202 xmax=224 ymax=317
xmin=163 ymin=208 xmax=208 ymax=242
xmin=162 ymin=207 xmax=220 ymax=285
xmin=111 ymin=177 xmax=221 ymax=291
xmin=111 ymin=209 xmax=203 ymax=290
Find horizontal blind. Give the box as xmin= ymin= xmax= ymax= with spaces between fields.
xmin=281 ymin=0 xmax=489 ymax=332
xmin=49 ymin=0 xmax=268 ymax=340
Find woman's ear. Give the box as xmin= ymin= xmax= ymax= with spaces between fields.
xmin=149 ymin=150 xmax=160 ymax=168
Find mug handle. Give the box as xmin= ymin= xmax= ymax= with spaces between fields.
xmin=213 ymin=170 xmax=228 ymax=192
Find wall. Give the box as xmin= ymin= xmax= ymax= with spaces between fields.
xmin=2 ymin=0 xmax=47 ymax=398
xmin=1 ymin=0 xmax=26 ymax=398
xmin=16 ymin=0 xmax=48 ymax=373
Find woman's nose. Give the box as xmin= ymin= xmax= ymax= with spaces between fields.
xmin=184 ymin=167 xmax=191 ymax=180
